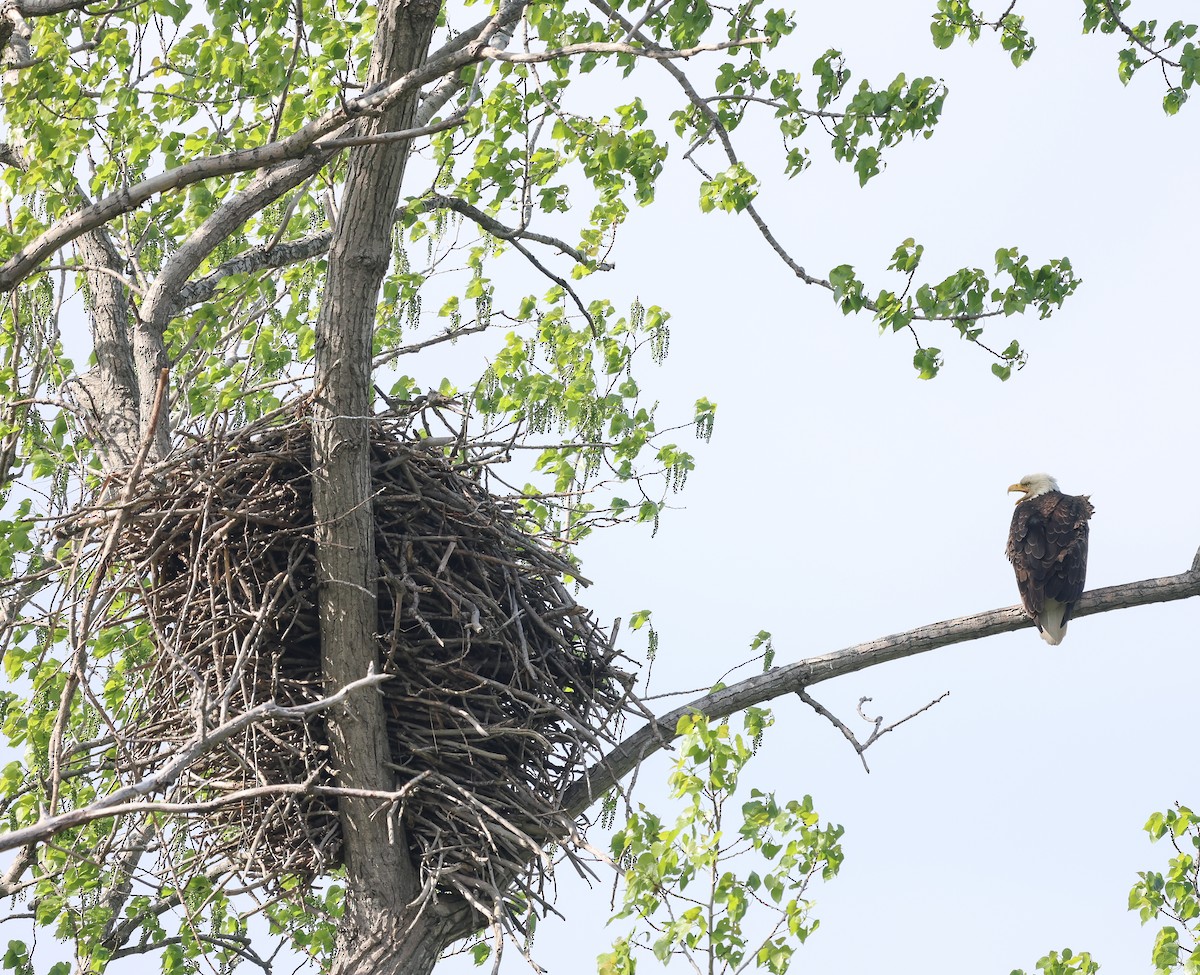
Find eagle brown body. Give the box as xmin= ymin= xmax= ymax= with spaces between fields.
xmin=1006 ymin=474 xmax=1094 ymax=645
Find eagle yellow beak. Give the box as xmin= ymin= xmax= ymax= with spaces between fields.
xmin=1007 ymin=482 xmax=1027 ymax=503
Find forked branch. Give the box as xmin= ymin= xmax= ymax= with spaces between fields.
xmin=797 ymin=689 xmax=950 ymax=773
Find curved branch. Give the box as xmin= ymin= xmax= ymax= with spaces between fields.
xmin=422 ymin=193 xmax=613 ymax=269
xmin=1100 ymin=0 xmax=1183 ymax=69
xmin=171 ymin=231 xmax=334 ymax=313
xmin=564 ymin=551 xmax=1200 ymax=816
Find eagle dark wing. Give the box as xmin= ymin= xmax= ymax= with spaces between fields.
xmin=1006 ymin=492 xmax=1094 ymax=628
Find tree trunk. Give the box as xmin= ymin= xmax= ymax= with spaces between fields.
xmin=310 ymin=1 xmax=444 ymax=972
xmin=73 ymin=229 xmax=141 ymax=470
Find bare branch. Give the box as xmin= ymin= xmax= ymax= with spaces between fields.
xmin=565 ymin=552 xmax=1200 ymax=815
xmin=797 ymin=689 xmax=950 ymax=773
xmin=373 ymin=322 xmax=492 ymax=368
xmin=313 ymin=108 xmax=470 ymax=150
xmin=479 ymin=36 xmax=768 ymax=64
xmin=66 ymin=772 xmax=433 ymax=822
xmin=170 ymin=231 xmax=333 ymax=314
xmin=0 ymin=673 xmax=391 ymax=854
xmin=422 ymin=193 xmax=613 ymax=269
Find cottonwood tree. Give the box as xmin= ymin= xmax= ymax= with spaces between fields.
xmin=0 ymin=0 xmax=1193 ymax=973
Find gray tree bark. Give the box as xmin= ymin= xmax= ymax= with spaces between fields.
xmin=309 ymin=1 xmax=449 ymax=972
xmin=72 ymin=229 xmax=140 ymax=469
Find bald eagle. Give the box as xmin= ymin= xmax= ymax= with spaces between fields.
xmin=1006 ymin=473 xmax=1094 ymax=645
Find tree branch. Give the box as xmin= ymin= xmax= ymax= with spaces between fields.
xmin=421 ymin=193 xmax=613 ymax=269
xmin=798 ymin=689 xmax=950 ymax=773
xmin=0 ymin=673 xmax=391 ymax=854
xmin=564 ymin=551 xmax=1200 ymax=816
xmin=171 ymin=187 xmax=610 ymax=326
xmin=1099 ymin=0 xmax=1183 ymax=69
xmin=9 ymin=0 xmax=91 ymax=15
xmin=313 ymin=108 xmax=470 ymax=150
xmin=478 ymin=36 xmax=768 ymax=64
xmin=144 ymin=156 xmax=327 ymax=330
xmin=170 ymin=231 xmax=334 ymax=314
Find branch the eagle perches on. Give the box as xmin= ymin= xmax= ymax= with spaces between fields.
xmin=562 ymin=544 xmax=1200 ymax=816
xmin=6 ymin=544 xmax=1198 ymax=858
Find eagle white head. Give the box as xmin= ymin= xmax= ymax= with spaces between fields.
xmin=1007 ymin=472 xmax=1060 ymax=503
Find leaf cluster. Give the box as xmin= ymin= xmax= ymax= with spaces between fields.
xmin=829 ymin=240 xmax=1079 ymax=379
xmin=930 ymin=0 xmax=1036 ymax=67
xmin=1129 ymin=805 xmax=1200 ymax=973
xmin=1081 ymin=2 xmax=1199 ymax=113
xmin=603 ymin=710 xmax=843 ymax=975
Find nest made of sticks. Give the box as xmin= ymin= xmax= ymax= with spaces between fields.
xmin=82 ymin=410 xmax=632 ymax=908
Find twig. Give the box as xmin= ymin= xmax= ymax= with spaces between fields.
xmin=796 ymin=689 xmax=950 ymax=773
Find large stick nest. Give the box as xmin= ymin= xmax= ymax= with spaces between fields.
xmin=88 ymin=411 xmax=633 ymax=907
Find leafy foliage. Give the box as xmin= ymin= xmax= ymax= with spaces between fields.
xmin=603 ymin=711 xmax=843 ymax=975
xmin=1015 ymin=803 xmax=1200 ymax=975
xmin=1129 ymin=804 xmax=1200 ymax=972
xmin=1080 ymin=2 xmax=1200 ymax=112
xmin=930 ymin=0 xmax=1199 ymax=112
xmin=930 ymin=0 xmax=1037 ymax=66
xmin=829 ymin=241 xmax=1079 ymax=379
xmin=1010 ymin=948 xmax=1101 ymax=975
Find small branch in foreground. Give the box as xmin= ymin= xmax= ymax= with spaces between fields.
xmin=797 ymin=689 xmax=950 ymax=773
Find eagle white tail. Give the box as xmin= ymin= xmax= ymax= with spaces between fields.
xmin=1039 ymin=599 xmax=1069 ymax=645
